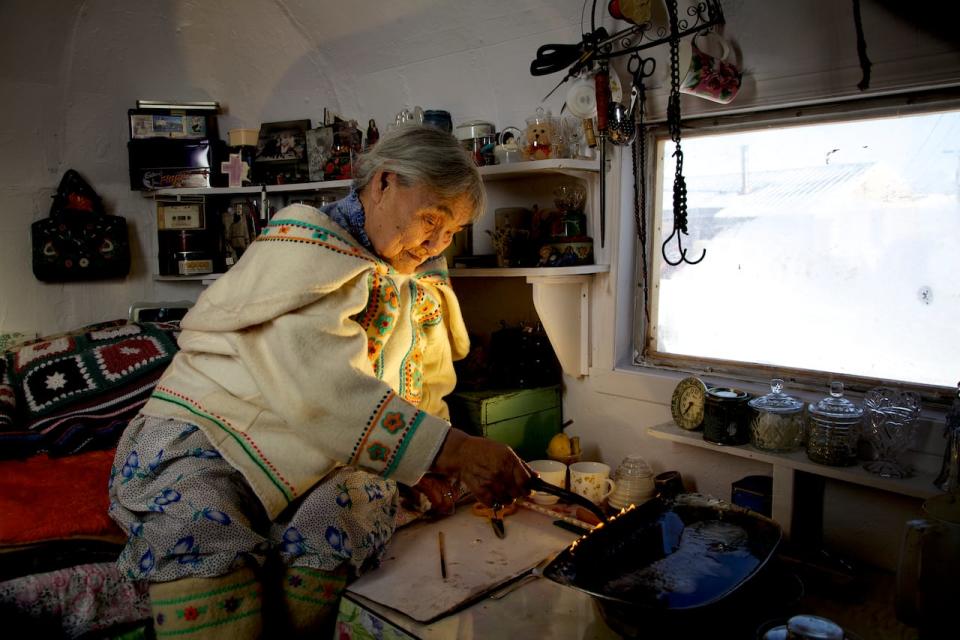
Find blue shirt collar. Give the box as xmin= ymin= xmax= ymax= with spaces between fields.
xmin=321 ymin=189 xmax=375 ymax=255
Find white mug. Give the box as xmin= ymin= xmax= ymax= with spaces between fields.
xmin=569 ymin=461 xmax=616 ymax=504
xmin=528 ymin=459 xmax=567 ymax=505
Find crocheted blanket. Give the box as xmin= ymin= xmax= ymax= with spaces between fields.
xmin=0 ymin=320 xmax=179 ymax=459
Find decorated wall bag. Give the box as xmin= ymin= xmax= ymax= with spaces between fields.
xmin=31 ymin=169 xmax=131 ymax=282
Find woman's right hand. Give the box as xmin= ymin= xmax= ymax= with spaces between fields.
xmin=431 ymin=428 xmax=532 ymax=507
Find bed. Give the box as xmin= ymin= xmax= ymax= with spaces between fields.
xmin=0 ymin=313 xmax=186 ymax=638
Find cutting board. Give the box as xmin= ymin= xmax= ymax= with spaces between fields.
xmin=347 ymin=504 xmax=576 ymax=623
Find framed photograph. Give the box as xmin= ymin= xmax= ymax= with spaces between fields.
xmin=306 ymin=126 xmax=334 ymax=182
xmin=254 ymin=120 xmax=310 ymax=163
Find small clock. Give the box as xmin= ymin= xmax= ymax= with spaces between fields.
xmin=671 ymin=376 xmax=707 ymax=430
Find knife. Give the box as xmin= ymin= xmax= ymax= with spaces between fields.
xmin=490 ymin=502 xmax=506 ymax=539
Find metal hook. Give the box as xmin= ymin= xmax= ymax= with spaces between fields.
xmin=661 ymin=226 xmax=706 ymax=266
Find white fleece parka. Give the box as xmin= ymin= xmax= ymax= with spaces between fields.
xmin=140 ymin=204 xmax=470 ymax=519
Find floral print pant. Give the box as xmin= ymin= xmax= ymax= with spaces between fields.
xmin=108 ymin=415 xmax=400 ymax=583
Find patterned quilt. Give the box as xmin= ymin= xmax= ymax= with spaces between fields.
xmin=0 ymin=320 xmax=179 ymax=459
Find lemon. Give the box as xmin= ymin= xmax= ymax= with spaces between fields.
xmin=547 ymin=433 xmax=572 ymax=459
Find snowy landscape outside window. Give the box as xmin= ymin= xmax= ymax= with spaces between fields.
xmin=644 ymin=105 xmax=960 ymax=392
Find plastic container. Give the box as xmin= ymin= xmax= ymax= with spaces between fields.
xmin=748 ymin=378 xmax=806 ymax=452
xmin=806 ymin=382 xmax=864 ymax=466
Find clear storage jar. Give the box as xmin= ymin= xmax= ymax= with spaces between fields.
xmin=806 ymin=382 xmax=863 ymax=466
xmin=748 ymin=378 xmax=805 ymax=453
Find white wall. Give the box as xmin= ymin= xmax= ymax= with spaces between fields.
xmin=1 ymin=0 xmax=957 ymax=569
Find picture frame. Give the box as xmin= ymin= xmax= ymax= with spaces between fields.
xmin=254 ymin=120 xmax=310 ymax=163
xmin=306 ymin=126 xmax=334 ymax=182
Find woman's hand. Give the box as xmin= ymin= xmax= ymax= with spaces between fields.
xmin=431 ymin=428 xmax=532 ymax=507
xmin=406 ymin=473 xmax=459 ymax=516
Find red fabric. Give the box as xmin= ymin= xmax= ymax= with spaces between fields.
xmin=0 ymin=448 xmax=124 ymax=546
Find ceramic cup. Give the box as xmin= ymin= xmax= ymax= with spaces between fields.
xmin=528 ymin=459 xmax=567 ymax=505
xmin=569 ymin=461 xmax=616 ymax=504
xmin=677 ymin=32 xmax=742 ymax=104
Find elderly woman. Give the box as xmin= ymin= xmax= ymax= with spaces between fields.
xmin=109 ymin=125 xmax=531 ymax=638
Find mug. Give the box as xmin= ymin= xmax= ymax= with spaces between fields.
xmin=528 ymin=459 xmax=567 ymax=505
xmin=569 ymin=461 xmax=616 ymax=504
xmin=677 ymin=32 xmax=742 ymax=104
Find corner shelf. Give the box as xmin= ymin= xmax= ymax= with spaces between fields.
xmin=647 ymin=421 xmax=940 ymax=537
xmin=450 ymin=265 xmax=609 ymax=377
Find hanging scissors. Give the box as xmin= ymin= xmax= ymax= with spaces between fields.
xmin=626 ymin=53 xmax=656 ymax=114
xmin=472 ymin=501 xmax=518 ymax=539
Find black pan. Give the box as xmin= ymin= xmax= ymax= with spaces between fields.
xmin=541 ymin=493 xmax=783 ymax=637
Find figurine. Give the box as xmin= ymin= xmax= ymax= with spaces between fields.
xmin=366 ymin=119 xmax=380 ymax=149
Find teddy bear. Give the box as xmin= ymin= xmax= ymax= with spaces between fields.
xmin=523 ymin=118 xmax=555 ymax=161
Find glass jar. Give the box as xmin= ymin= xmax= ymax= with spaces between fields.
xmin=748 ymin=378 xmax=805 ymax=452
xmin=861 ymin=387 xmax=921 ymax=478
xmin=454 ymin=121 xmax=496 ymax=166
xmin=703 ymin=387 xmax=752 ymax=445
xmin=608 ymin=455 xmax=655 ymax=510
xmin=807 ymin=382 xmax=863 ymax=466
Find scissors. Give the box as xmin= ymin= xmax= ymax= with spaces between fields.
xmin=472 ymin=501 xmax=518 ymax=539
xmin=626 ymin=53 xmax=656 ymax=114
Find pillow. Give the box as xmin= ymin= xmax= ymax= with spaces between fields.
xmin=0 ymin=320 xmax=180 ymax=459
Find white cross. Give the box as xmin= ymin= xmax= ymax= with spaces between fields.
xmin=220 ymin=153 xmax=249 ymax=187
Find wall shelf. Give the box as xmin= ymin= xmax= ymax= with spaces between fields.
xmin=148 ymin=179 xmax=354 ymax=198
xmin=478 ymin=158 xmax=599 ymax=181
xmin=148 ymin=158 xmax=609 ymax=378
xmin=143 ymin=161 xmax=601 ymax=197
xmin=648 ymin=421 xmax=941 ymax=537
xmin=449 ymin=265 xmax=608 ymax=278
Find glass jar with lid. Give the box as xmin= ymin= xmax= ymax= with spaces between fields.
xmin=748 ymin=378 xmax=805 ymax=453
xmin=806 ymin=381 xmax=864 ymax=466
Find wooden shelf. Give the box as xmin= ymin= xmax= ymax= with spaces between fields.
xmin=648 ymin=421 xmax=940 ymax=539
xmin=478 ymin=158 xmax=599 ymax=180
xmin=145 ymin=161 xmax=599 ymax=197
xmin=648 ymin=421 xmax=939 ymax=500
xmin=154 ymin=273 xmax=223 ymax=285
xmin=449 ymin=265 xmax=608 ymax=278
xmin=149 ymin=179 xmax=353 ymax=197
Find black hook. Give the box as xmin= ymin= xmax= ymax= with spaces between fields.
xmin=661 ymin=227 xmax=705 ymax=266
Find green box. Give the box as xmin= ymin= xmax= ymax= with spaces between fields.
xmin=448 ymin=385 xmax=562 ymax=461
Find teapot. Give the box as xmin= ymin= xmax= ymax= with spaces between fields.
xmin=896 ymin=491 xmax=960 ymax=633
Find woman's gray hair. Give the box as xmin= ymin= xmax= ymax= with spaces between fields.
xmin=353 ymin=125 xmax=486 ymax=221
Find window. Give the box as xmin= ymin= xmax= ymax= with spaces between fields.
xmin=640 ymin=98 xmax=960 ymax=397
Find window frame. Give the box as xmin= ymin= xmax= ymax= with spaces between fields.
xmin=631 ymin=88 xmax=960 ymax=408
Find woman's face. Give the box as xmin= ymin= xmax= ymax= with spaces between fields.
xmin=363 ymin=171 xmax=474 ymax=274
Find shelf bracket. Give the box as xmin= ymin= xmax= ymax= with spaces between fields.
xmin=526 ymin=274 xmax=591 ymax=377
